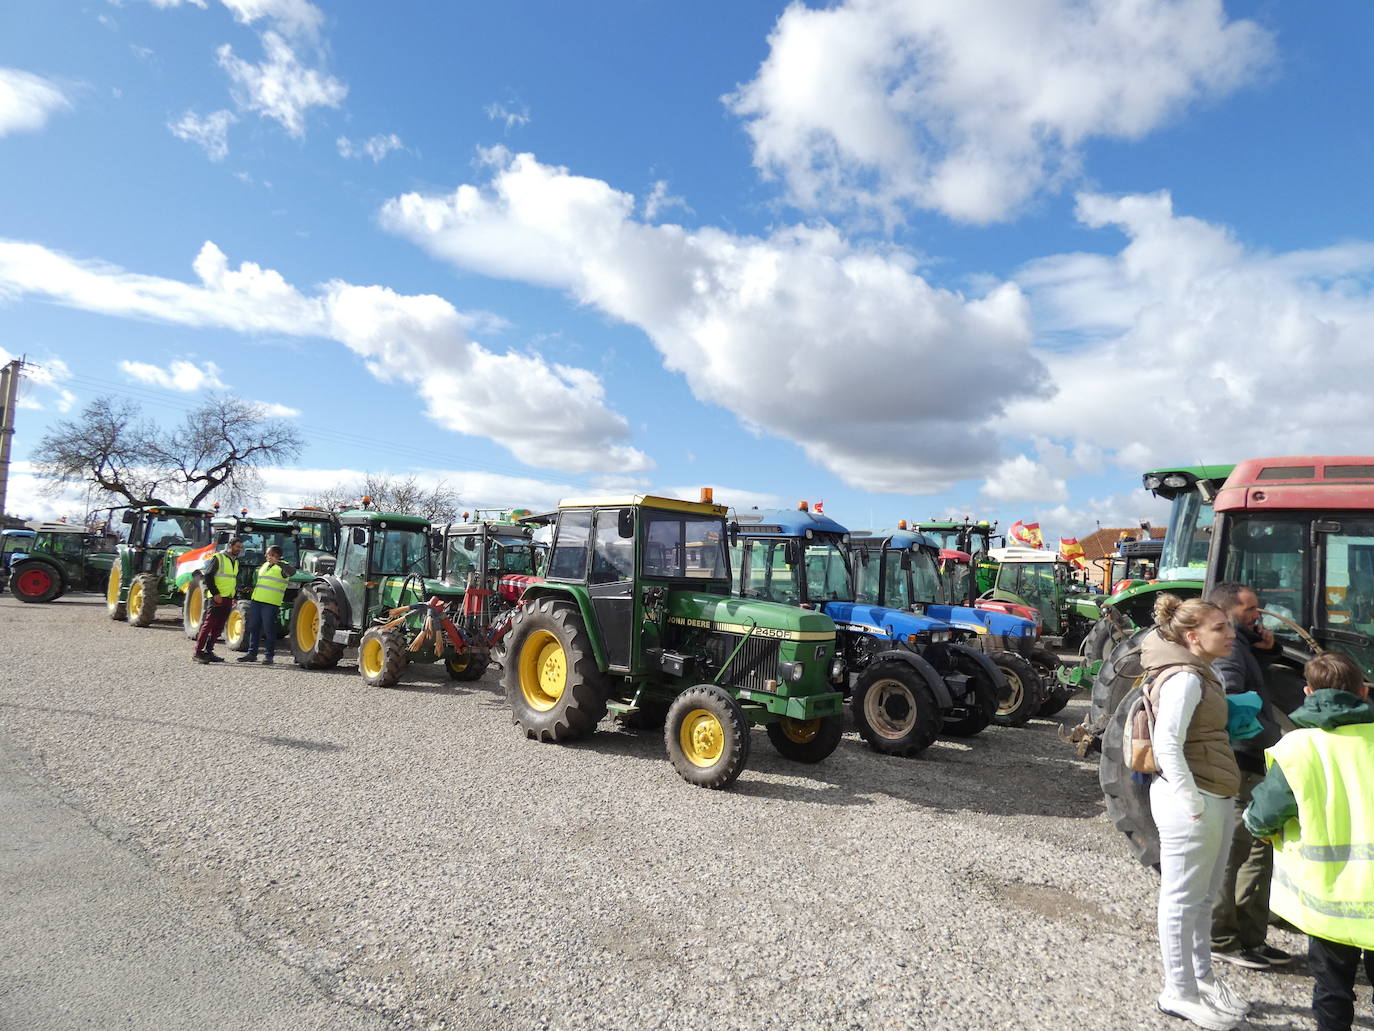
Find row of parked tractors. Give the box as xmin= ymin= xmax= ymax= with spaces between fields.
xmin=9 ymin=493 xmax=1093 ymax=790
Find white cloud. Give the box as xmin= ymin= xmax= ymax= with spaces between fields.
xmin=1008 ymin=189 xmax=1374 ymax=474
xmin=0 ymin=238 xmax=648 ymax=476
xmin=3 ymin=462 xmax=105 ymax=523
xmin=217 ymin=30 xmax=345 ymax=136
xmin=119 ymin=358 xmax=228 ymax=391
xmin=0 ymin=69 xmax=71 ymax=137
xmin=642 ymin=180 xmax=692 ymax=222
xmin=219 ymin=0 xmax=322 ymax=39
xmin=379 ymin=149 xmax=1049 ymax=494
xmin=485 ymin=101 xmax=530 ymax=132
xmin=169 ymin=109 xmax=236 ymax=160
xmin=1034 ymin=490 xmax=1172 ymax=545
xmin=248 ymin=400 xmax=300 ymax=418
xmin=0 ymin=347 xmax=76 ymax=412
xmin=725 ymin=0 xmax=1274 ymax=224
xmin=979 ymin=454 xmax=1067 ymax=503
xmin=149 ymin=0 xmax=209 ymax=8
xmin=336 ymin=132 xmax=403 ymax=162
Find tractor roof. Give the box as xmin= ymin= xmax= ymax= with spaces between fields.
xmin=31 ymin=523 xmax=88 ymax=535
xmin=915 ymin=519 xmax=994 ymax=531
xmin=1142 ymin=464 xmax=1236 ymax=499
xmin=849 ymin=527 xmax=941 ymax=551
xmin=734 ymin=507 xmax=848 ymax=537
xmin=940 ymin=548 xmax=972 ymax=562
xmin=1216 ymin=456 xmax=1374 ymax=512
xmin=1117 ymin=538 xmax=1164 ymax=558
xmin=277 ymin=507 xmax=338 ymax=523
xmin=212 ymin=517 xmax=296 ymax=532
xmin=443 ymin=521 xmax=532 ymax=538
xmin=337 ymin=510 xmax=431 ymax=527
xmin=556 ymin=494 xmax=727 ymax=517
xmin=142 ymin=506 xmax=213 ymax=517
xmin=989 ymin=546 xmax=1064 ymax=564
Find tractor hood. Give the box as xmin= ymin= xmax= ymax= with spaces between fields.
xmin=818 ymin=601 xmax=951 ymax=644
xmin=667 ymin=590 xmax=835 ymax=639
xmin=924 ymin=603 xmax=1036 ymax=638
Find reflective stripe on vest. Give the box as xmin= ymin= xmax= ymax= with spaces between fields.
xmin=251 ymin=562 xmax=288 ymax=606
xmin=1266 ymin=723 xmax=1374 ymax=949
xmin=213 ymin=553 xmax=239 ymax=596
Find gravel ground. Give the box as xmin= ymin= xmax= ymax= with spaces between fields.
xmin=0 ymin=595 xmax=1328 ymax=1031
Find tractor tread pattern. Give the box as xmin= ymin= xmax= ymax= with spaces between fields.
xmin=360 ymin=627 xmax=408 ymax=688
xmin=990 ymin=649 xmax=1043 ymax=727
xmin=289 ymin=582 xmax=345 ymax=669
xmin=504 ymin=597 xmax=609 ymax=742
xmin=851 ymin=659 xmax=942 ymax=758
xmin=127 ymin=573 xmax=161 ymax=627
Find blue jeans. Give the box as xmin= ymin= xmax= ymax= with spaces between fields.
xmin=246 ymin=600 xmax=280 ymax=659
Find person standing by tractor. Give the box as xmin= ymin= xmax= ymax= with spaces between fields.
xmin=237 ymin=544 xmax=287 ymax=666
xmin=1207 ymin=582 xmax=1293 ymax=970
xmin=192 ymin=536 xmax=242 ymax=665
xmin=1144 ymin=595 xmax=1247 ymax=1030
xmin=1244 ymin=651 xmax=1374 ymax=1031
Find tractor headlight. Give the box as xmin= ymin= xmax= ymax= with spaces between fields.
xmin=830 ymin=657 xmax=845 ymax=681
xmin=927 ymin=630 xmax=951 ymax=643
xmin=777 ymin=660 xmax=806 ymax=683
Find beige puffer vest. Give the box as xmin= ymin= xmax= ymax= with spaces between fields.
xmin=1140 ymin=630 xmax=1241 ymax=798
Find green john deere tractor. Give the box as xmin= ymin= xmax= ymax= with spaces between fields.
xmin=986 ymin=546 xmax=1101 ymax=649
xmin=182 ymin=513 xmax=308 ymax=650
xmin=7 ymin=524 xmax=118 ymax=603
xmin=106 ymin=505 xmax=214 ymax=626
xmin=916 ymin=518 xmax=1002 ymax=593
xmin=502 ymin=493 xmax=845 ymax=790
xmin=276 ymin=506 xmax=341 ymax=575
xmin=286 ymin=508 xmax=482 ymax=687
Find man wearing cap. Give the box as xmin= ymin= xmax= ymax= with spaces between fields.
xmin=192 ymin=536 xmax=243 ymax=664
xmin=237 ymin=544 xmax=288 ymax=665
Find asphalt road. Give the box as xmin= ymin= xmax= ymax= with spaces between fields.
xmin=0 ymin=595 xmax=1330 ymax=1030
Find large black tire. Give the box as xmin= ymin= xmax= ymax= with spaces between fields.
xmin=288 ymin=582 xmax=346 ymax=669
xmin=126 ymin=573 xmax=160 ymax=627
xmin=359 ymin=627 xmax=408 ymax=687
xmin=990 ymin=650 xmax=1042 ymax=727
xmin=503 ymin=597 xmax=609 ymax=742
xmin=665 ymin=684 xmax=751 ymax=789
xmin=1093 ymin=630 xmax=1157 ymax=867
xmin=766 ymin=714 xmax=844 ymax=764
xmin=444 ymin=650 xmax=489 ymax=682
xmin=182 ymin=574 xmax=207 ymax=639
xmin=851 ymin=660 xmax=942 ymax=757
xmin=106 ymin=564 xmax=127 ymax=621
xmin=1031 ymin=647 xmax=1074 ymax=717
xmin=941 ymin=652 xmax=999 ymax=737
xmin=225 ymin=599 xmax=252 ymax=652
xmin=9 ymin=560 xmax=62 ymax=603
xmin=1081 ymin=616 xmax=1120 ymax=666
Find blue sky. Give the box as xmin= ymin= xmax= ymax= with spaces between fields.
xmin=4 ymin=0 xmax=1374 ymax=540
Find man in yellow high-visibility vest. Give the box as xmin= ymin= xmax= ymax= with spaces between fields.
xmin=1244 ymin=651 xmax=1374 ymax=1031
xmin=192 ymin=536 xmax=243 ymax=664
xmin=237 ymin=544 xmax=288 ymax=665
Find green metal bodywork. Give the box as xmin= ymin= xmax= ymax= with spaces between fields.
xmin=111 ymin=506 xmax=214 ymax=606
xmin=917 ymin=519 xmax=1000 ymax=593
xmin=8 ymin=528 xmax=116 ymax=596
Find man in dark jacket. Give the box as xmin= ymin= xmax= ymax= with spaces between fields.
xmin=1244 ymin=652 xmax=1374 ymax=1031
xmin=1208 ymin=581 xmax=1293 ymax=969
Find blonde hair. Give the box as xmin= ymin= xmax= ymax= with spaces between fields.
xmin=1153 ymin=593 xmax=1225 ymax=646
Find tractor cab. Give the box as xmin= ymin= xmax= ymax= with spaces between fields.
xmin=987 ymin=546 xmax=1099 ymax=646
xmin=7 ymin=524 xmax=117 ymax=603
xmin=276 ymin=507 xmax=340 ymax=575
xmin=107 ymin=505 xmax=213 ymax=626
xmin=1105 ymin=536 xmax=1162 ymax=595
xmin=917 ymin=518 xmax=1002 ymax=593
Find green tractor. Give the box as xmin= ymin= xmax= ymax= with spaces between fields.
xmin=106 ymin=505 xmax=214 ymax=626
xmin=182 ymin=513 xmax=308 ymax=650
xmin=276 ymin=506 xmax=341 ymax=574
xmin=985 ymin=546 xmax=1101 ymax=649
xmin=916 ymin=518 xmax=1002 ymax=593
xmin=286 ymin=508 xmax=480 ymax=688
xmin=502 ymin=493 xmax=846 ymax=789
xmin=7 ymin=524 xmax=118 ymax=603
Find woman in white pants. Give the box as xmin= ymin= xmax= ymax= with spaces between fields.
xmin=1143 ymin=595 xmax=1246 ymax=1030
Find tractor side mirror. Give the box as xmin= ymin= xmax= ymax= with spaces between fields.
xmin=121 ymin=510 xmax=136 ymax=525
xmin=430 ymin=531 xmax=443 ymax=550
xmin=857 ymin=549 xmax=870 ymax=567
xmin=784 ymin=539 xmax=800 ymax=566
xmin=351 ymin=526 xmax=367 ymax=546
xmin=464 ymin=536 xmax=476 ymax=551
xmin=899 ymin=551 xmax=911 ymax=571
xmin=728 ymin=520 xmax=739 ymax=547
xmin=618 ymin=509 xmax=634 ymax=539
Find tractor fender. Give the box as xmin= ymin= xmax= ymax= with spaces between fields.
xmin=312 ymin=574 xmax=354 ymax=630
xmin=870 ymin=648 xmax=953 ymax=710
xmin=515 ymin=583 xmax=609 ymax=672
xmin=946 ymin=642 xmax=1011 ymax=702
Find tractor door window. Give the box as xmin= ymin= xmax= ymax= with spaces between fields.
xmin=549 ymin=511 xmax=592 ymax=580
xmin=1221 ymin=517 xmax=1307 ymax=641
xmin=642 ymin=511 xmax=727 ymax=580
xmin=802 ymin=543 xmax=852 ymax=602
xmin=1318 ymin=524 xmax=1374 ymax=672
xmin=340 ymin=532 xmax=368 ymax=580
xmin=495 ymin=540 xmax=537 ymax=574
xmin=742 ymin=541 xmax=798 ymax=603
xmin=374 ymin=529 xmax=430 ymax=577
xmin=851 ymin=548 xmax=879 ymax=604
xmin=446 ymin=537 xmax=477 ymax=579
xmin=910 ymin=550 xmax=941 ymax=604
xmin=883 ymin=554 xmax=911 ymax=610
xmin=590 ymin=509 xmax=634 ymax=584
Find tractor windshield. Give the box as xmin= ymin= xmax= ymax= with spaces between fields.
xmin=145 ymin=513 xmax=210 ymax=549
xmin=372 ymin=527 xmax=431 ymax=577
xmin=802 ymin=542 xmax=853 ymax=603
xmin=737 ymin=540 xmax=800 ymax=604
xmin=941 ymin=559 xmax=971 ymax=606
xmin=910 ymin=549 xmax=941 ymax=604
xmin=38 ymin=532 xmax=84 ymax=556
xmin=237 ymin=531 xmax=299 ymax=567
xmin=493 ymin=537 xmax=537 ymax=573
xmin=296 ymin=519 xmax=338 ymax=554
xmin=642 ymin=509 xmax=727 ymax=580
xmin=1159 ymin=490 xmax=1213 ymax=581
xmin=925 ymin=528 xmax=961 ymax=551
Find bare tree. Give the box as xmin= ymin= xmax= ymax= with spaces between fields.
xmin=35 ymin=397 xmax=167 ymax=506
xmin=306 ymin=473 xmax=462 ymax=522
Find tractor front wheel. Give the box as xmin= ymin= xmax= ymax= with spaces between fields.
xmin=941 ymin=653 xmax=999 ymax=737
xmin=766 ymin=714 xmax=844 ymax=764
xmin=126 ymin=573 xmax=160 ymax=627
xmin=225 ymin=600 xmax=252 ymax=652
xmin=360 ymin=627 xmax=408 ymax=687
xmin=288 ymin=583 xmax=345 ymax=669
xmin=665 ymin=685 xmax=751 ymax=789
xmin=1031 ymin=648 xmax=1074 ymax=717
xmin=182 ymin=575 xmax=207 ymax=639
xmin=851 ymin=661 xmax=942 ymax=758
xmin=106 ymin=564 xmax=126 ymax=621
xmin=990 ymin=650 xmax=1043 ymax=727
xmin=503 ymin=597 xmax=608 ymax=742
xmin=10 ymin=561 xmax=61 ymax=603
xmin=444 ymin=651 xmax=489 ymax=682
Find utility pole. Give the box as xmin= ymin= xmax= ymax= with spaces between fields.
xmin=0 ymin=356 xmax=25 ymax=520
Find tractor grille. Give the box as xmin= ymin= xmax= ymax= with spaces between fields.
xmin=704 ymin=631 xmax=781 ymax=692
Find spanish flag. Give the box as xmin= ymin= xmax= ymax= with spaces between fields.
xmin=1009 ymin=520 xmax=1045 ymax=549
xmin=1060 ymin=537 xmax=1087 ymax=569
xmin=174 ymin=543 xmax=216 ymax=592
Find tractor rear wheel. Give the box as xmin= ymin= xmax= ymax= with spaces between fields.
xmin=10 ymin=561 xmax=61 ymax=603
xmin=1031 ymin=648 xmax=1074 ymax=717
xmin=182 ymin=575 xmax=207 ymax=639
xmin=359 ymin=627 xmax=408 ymax=687
xmin=665 ymin=684 xmax=751 ymax=789
xmin=444 ymin=651 xmax=489 ymax=681
xmin=225 ymin=600 xmax=252 ymax=652
xmin=766 ymin=714 xmax=844 ymax=764
xmin=941 ymin=653 xmax=999 ymax=737
xmin=288 ymin=582 xmax=345 ymax=669
xmin=126 ymin=573 xmax=160 ymax=627
xmin=503 ymin=597 xmax=608 ymax=742
xmin=851 ymin=660 xmax=942 ymax=758
xmin=1093 ymin=632 xmax=1158 ymax=867
xmin=991 ymin=650 xmax=1042 ymax=727
xmin=106 ymin=565 xmax=126 ymax=621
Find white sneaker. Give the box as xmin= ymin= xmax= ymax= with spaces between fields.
xmin=1198 ymin=975 xmax=1250 ymax=1017
xmin=1157 ymin=991 xmax=1239 ymax=1030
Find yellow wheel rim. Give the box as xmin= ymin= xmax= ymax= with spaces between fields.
xmin=295 ymin=598 xmax=319 ymax=652
xmin=226 ymin=608 xmax=244 ymax=646
xmin=189 ymin=588 xmax=203 ymax=628
xmin=779 ymin=717 xmax=820 ymax=744
xmin=679 ymin=708 xmax=725 ymax=768
xmin=106 ymin=566 xmax=121 ymax=609
xmin=127 ymin=580 xmax=144 ymax=614
xmin=997 ymin=669 xmax=1024 ymax=716
xmin=361 ymin=637 xmax=384 ymax=677
xmin=518 ymin=630 xmax=566 ymax=712
xmin=448 ymin=653 xmax=469 ymax=672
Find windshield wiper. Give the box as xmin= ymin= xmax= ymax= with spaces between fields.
xmin=1313 ymin=626 xmax=1374 ymax=649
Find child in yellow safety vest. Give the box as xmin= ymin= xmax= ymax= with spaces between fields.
xmin=237 ymin=544 xmax=289 ymax=665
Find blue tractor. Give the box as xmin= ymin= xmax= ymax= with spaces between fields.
xmin=730 ymin=506 xmax=1005 ymax=758
xmin=848 ymin=526 xmax=1060 ymax=726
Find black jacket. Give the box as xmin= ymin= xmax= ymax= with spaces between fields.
xmin=1213 ymin=624 xmax=1283 ymax=774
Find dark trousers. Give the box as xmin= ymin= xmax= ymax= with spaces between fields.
xmin=245 ymin=600 xmax=279 ymax=659
xmin=1309 ymin=934 xmax=1374 ymax=1031
xmin=194 ymin=597 xmax=232 ymax=656
xmin=1212 ymin=767 xmax=1274 ymax=950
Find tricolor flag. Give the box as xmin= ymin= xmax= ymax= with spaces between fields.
xmin=1009 ymin=520 xmax=1045 ymax=549
xmin=174 ymin=543 xmax=216 ymax=592
xmin=1059 ymin=537 xmax=1087 ymax=569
